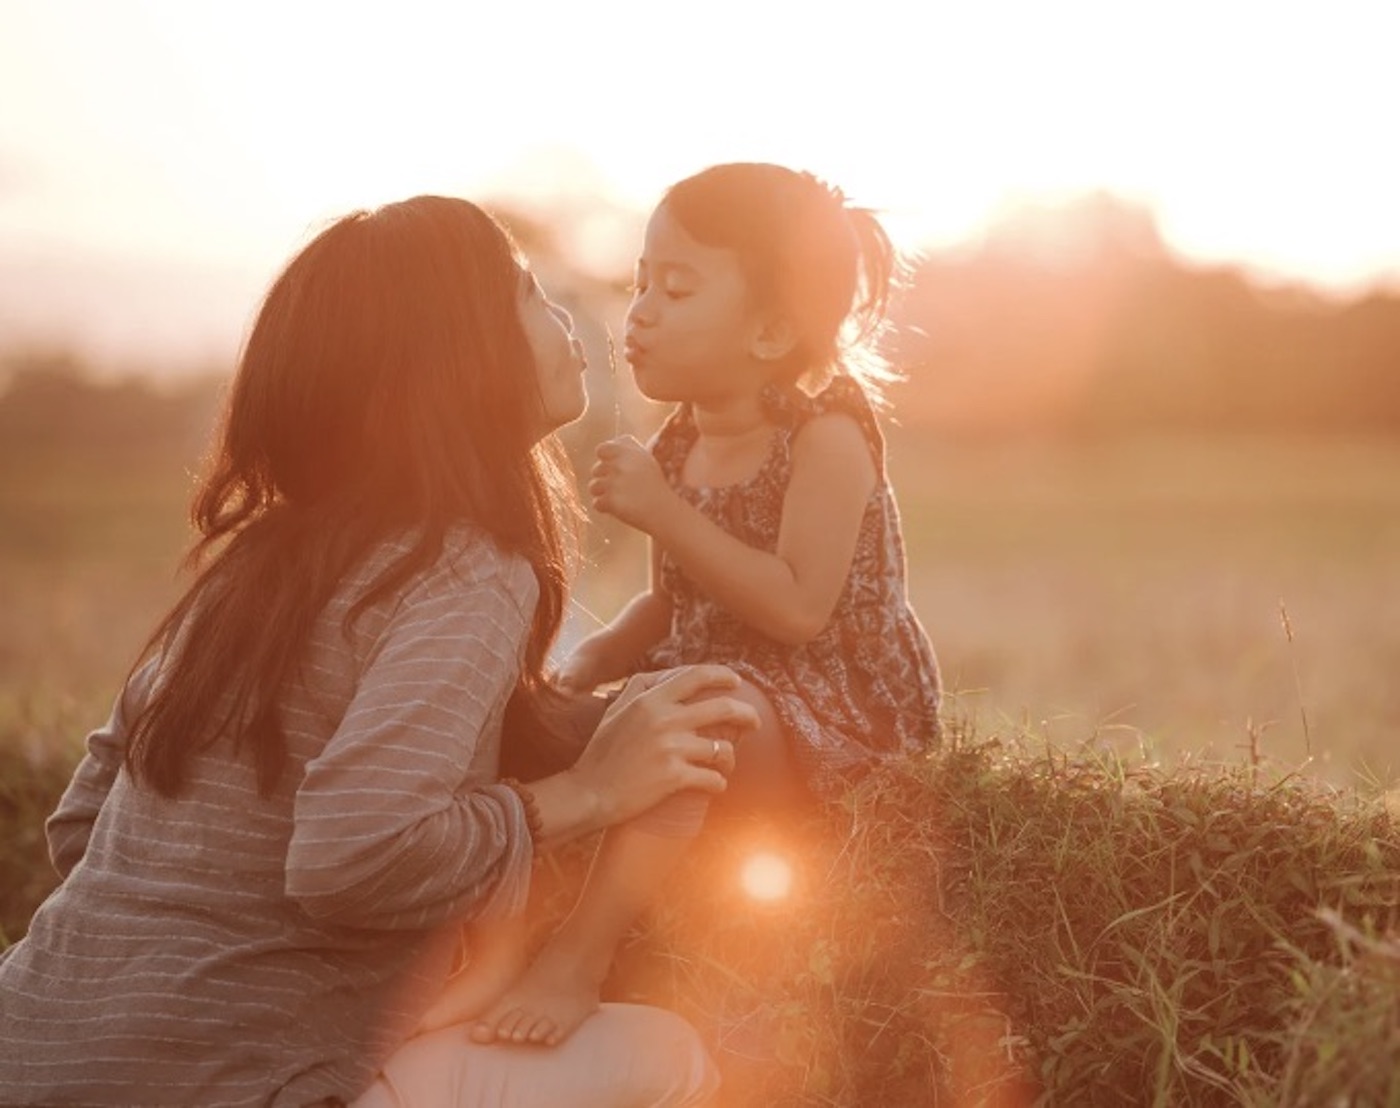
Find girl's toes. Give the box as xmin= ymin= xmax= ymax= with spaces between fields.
xmin=472 ymin=1008 xmax=515 ymax=1044
xmin=498 ymin=1011 xmax=530 ymax=1044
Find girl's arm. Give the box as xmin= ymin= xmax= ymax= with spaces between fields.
xmin=555 ymin=539 xmax=671 ymax=691
xmin=593 ymin=414 xmax=876 ymax=645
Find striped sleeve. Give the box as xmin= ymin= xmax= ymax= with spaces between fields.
xmin=46 ymin=655 xmax=160 ymax=877
xmin=285 ymin=554 xmax=538 ymax=930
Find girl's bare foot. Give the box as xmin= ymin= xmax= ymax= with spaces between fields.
xmin=469 ymin=937 xmax=609 ymax=1047
xmin=415 ymin=924 xmax=528 ymax=1035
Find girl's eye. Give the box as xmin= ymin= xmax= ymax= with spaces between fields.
xmin=627 ymin=278 xmax=690 ymax=300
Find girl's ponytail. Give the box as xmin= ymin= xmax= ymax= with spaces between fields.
xmin=829 ymin=192 xmax=903 ymax=409
xmin=843 ymin=203 xmax=897 ymax=347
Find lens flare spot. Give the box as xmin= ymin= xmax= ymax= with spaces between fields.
xmin=740 ymin=851 xmax=794 ymax=902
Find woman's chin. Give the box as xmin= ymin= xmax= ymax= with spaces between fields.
xmin=534 ymin=397 xmax=589 ymax=440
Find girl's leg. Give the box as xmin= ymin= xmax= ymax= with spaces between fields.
xmin=470 ymin=823 xmax=684 ymax=1046
xmin=707 ymin=678 xmax=808 ymax=817
xmin=470 ymin=678 xmax=799 ymax=1047
xmin=415 ymin=692 xmax=609 ymax=1037
xmin=414 ymin=920 xmax=528 ymax=1036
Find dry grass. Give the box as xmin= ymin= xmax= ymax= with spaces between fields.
xmin=531 ymin=723 xmax=1400 ymax=1106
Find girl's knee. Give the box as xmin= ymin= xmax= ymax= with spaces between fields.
xmin=709 ymin=680 xmax=805 ymax=811
xmin=688 ymin=678 xmax=781 ymax=751
xmin=678 ymin=676 xmax=808 ymax=817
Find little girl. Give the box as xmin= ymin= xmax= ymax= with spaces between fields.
xmin=446 ymin=162 xmax=942 ymax=1050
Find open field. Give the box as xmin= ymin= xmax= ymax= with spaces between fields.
xmin=6 ymin=430 xmax=1400 ymax=779
xmin=5 ymin=427 xmax=1398 ymax=787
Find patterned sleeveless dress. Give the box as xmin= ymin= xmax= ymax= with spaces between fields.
xmin=640 ymin=375 xmax=942 ymax=795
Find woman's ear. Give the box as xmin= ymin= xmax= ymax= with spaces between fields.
xmin=749 ymin=316 xmax=798 ymax=362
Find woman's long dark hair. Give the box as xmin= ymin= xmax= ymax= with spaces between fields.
xmin=125 ymin=196 xmax=580 ymax=796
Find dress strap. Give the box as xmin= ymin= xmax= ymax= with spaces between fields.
xmin=761 ymin=376 xmax=886 ymax=472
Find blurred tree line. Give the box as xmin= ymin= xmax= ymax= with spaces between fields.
xmin=0 ymin=349 xmax=222 ymax=469
xmin=2 ymin=193 xmax=1398 ymax=449
xmin=892 ymin=194 xmax=1400 ymax=436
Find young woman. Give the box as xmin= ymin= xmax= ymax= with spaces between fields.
xmin=0 ymin=195 xmax=754 ymax=1107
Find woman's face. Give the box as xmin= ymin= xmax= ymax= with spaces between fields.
xmin=518 ymin=268 xmax=588 ymax=436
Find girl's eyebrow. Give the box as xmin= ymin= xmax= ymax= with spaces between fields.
xmin=638 ymin=259 xmax=700 ymax=279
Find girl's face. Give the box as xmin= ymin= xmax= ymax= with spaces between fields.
xmin=623 ymin=203 xmax=768 ymax=404
xmin=518 ymin=268 xmax=588 ymax=437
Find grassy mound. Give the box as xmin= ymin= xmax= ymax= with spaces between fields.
xmin=5 ymin=724 xmax=1397 ymax=1104
xmin=598 ymin=725 xmax=1400 ymax=1105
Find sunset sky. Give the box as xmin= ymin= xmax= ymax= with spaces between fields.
xmin=2 ymin=0 xmax=1397 ymax=371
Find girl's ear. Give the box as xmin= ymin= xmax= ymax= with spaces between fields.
xmin=749 ymin=315 xmax=798 ymax=362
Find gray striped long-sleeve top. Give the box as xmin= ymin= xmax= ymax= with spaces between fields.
xmin=0 ymin=528 xmax=540 ymax=1107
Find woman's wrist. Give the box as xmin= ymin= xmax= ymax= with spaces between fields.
xmin=524 ymin=766 xmax=610 ymax=847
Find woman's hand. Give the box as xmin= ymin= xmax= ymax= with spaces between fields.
xmin=588 ymin=436 xmax=676 ymax=534
xmin=534 ymin=665 xmax=759 ymax=839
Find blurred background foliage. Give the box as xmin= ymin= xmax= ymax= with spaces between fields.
xmin=5 ymin=193 xmax=1398 ymax=442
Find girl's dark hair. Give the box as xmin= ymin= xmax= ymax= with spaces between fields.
xmin=662 ymin=162 xmax=901 ymax=401
xmin=125 ymin=195 xmax=580 ymax=796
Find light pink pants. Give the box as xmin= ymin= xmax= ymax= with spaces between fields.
xmin=350 ymin=1003 xmax=719 ymax=1108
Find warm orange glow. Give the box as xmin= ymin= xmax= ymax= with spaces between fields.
xmin=740 ymin=851 xmax=794 ymax=902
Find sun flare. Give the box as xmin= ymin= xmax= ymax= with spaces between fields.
xmin=740 ymin=852 xmax=795 ymax=902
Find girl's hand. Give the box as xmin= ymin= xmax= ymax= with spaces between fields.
xmin=552 ymin=650 xmax=598 ymax=694
xmin=566 ymin=665 xmax=759 ymax=825
xmin=589 ymin=436 xmax=674 ymax=533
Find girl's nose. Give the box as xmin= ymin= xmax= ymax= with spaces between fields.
xmin=625 ymin=296 xmax=653 ymax=329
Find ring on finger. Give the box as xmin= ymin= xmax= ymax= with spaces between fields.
xmin=711 ymin=738 xmax=721 ymax=765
